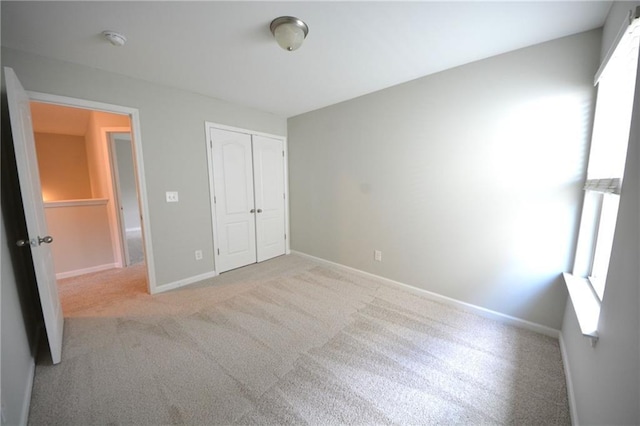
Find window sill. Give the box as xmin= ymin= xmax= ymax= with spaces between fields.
xmin=562 ymin=273 xmax=601 ymax=345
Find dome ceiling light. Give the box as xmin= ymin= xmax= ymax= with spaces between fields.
xmin=270 ymin=16 xmax=309 ymax=52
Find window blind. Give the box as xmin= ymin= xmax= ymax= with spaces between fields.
xmin=583 ymin=178 xmax=621 ymax=194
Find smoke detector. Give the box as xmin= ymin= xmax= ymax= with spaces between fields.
xmin=102 ymin=31 xmax=127 ymax=47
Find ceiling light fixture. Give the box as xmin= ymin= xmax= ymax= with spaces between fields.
xmin=102 ymin=30 xmax=127 ymax=47
xmin=270 ymin=16 xmax=309 ymax=52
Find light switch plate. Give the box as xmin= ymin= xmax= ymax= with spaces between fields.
xmin=166 ymin=191 xmax=179 ymax=202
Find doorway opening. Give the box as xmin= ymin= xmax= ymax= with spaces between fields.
xmin=28 ymin=97 xmax=154 ymax=314
xmin=108 ymin=132 xmax=144 ymax=267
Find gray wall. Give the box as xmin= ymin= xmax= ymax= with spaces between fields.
xmin=288 ymin=30 xmax=601 ymax=330
xmin=1 ymin=217 xmax=35 ymax=426
xmin=561 ymin=2 xmax=640 ymax=425
xmin=1 ymin=47 xmax=287 ymax=288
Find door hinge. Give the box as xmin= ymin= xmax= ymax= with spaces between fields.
xmin=217 ymin=248 xmax=220 ymax=255
xmin=210 ymin=140 xmax=213 ymax=148
xmin=283 ymin=193 xmax=285 ymax=199
xmin=214 ymin=196 xmax=217 ymax=204
xmin=282 ymin=150 xmax=285 ymax=157
xmin=284 ymin=233 xmax=287 ymax=240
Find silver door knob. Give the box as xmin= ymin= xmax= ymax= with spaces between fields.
xmin=250 ymin=209 xmax=255 ymax=213
xmin=38 ymin=235 xmax=53 ymax=245
xmin=257 ymin=209 xmax=263 ymax=213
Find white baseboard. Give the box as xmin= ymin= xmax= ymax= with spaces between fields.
xmin=291 ymin=250 xmax=560 ymax=338
xmin=152 ymin=270 xmax=218 ymax=294
xmin=559 ymin=332 xmax=578 ymax=425
xmin=55 ymin=263 xmax=118 ymax=280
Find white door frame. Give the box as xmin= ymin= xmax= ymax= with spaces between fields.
xmin=28 ymin=91 xmax=157 ymax=293
xmin=205 ymin=121 xmax=290 ymax=273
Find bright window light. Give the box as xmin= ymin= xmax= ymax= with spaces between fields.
xmin=589 ymin=193 xmax=621 ymax=299
xmin=571 ymin=11 xmax=640 ymax=308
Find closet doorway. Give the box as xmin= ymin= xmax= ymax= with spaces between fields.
xmin=206 ymin=123 xmax=290 ymax=273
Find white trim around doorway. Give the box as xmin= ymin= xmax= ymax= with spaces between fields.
xmin=27 ymin=91 xmax=158 ymax=294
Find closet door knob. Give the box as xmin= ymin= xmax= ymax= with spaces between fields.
xmin=257 ymin=209 xmax=263 ymax=213
xmin=250 ymin=209 xmax=255 ymax=213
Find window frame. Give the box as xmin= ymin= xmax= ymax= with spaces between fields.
xmin=564 ymin=7 xmax=640 ymax=342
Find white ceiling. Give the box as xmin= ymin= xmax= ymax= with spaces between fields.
xmin=2 ymin=1 xmax=612 ymax=118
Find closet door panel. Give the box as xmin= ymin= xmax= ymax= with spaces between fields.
xmin=253 ymin=135 xmax=286 ymax=262
xmin=211 ymin=128 xmax=257 ymax=272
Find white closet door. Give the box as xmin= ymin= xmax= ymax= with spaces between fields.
xmin=211 ymin=128 xmax=257 ymax=273
xmin=253 ymin=135 xmax=286 ymax=262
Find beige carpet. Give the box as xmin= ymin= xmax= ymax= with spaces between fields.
xmin=30 ymin=254 xmax=569 ymax=425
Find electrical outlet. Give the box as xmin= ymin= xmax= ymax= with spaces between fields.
xmin=166 ymin=191 xmax=179 ymax=202
xmin=374 ymin=250 xmax=382 ymax=262
xmin=195 ymin=250 xmax=203 ymax=260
